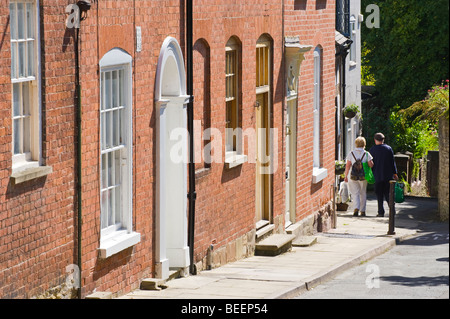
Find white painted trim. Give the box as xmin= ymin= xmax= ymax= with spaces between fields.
xmin=312 ymin=167 xmax=328 ymax=184
xmin=155 ymin=37 xmax=187 ymax=101
xmin=155 ymin=37 xmax=190 ymax=279
xmin=98 ymin=231 xmax=141 ymax=259
xmin=225 ymin=151 xmax=248 ymax=169
xmin=99 ymin=47 xmax=132 ymax=68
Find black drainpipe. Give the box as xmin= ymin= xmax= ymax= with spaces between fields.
xmin=74 ymin=24 xmax=82 ymax=300
xmin=186 ymin=0 xmax=197 ymax=275
xmin=74 ymin=0 xmax=91 ymax=299
xmin=336 ymin=39 xmax=352 ymax=158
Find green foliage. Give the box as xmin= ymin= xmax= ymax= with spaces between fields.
xmin=390 ymin=109 xmax=439 ymax=159
xmin=361 ymin=46 xmax=375 ymax=86
xmin=400 ymin=80 xmax=449 ymax=123
xmin=389 ymin=82 xmax=448 ymax=160
xmin=361 ymin=0 xmax=449 ymax=109
xmin=344 ymin=103 xmax=360 ymax=113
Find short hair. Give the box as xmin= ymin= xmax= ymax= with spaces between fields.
xmin=355 ymin=136 xmax=366 ymax=148
xmin=374 ymin=133 xmax=385 ymax=142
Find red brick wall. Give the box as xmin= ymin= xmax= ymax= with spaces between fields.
xmin=0 ymin=0 xmax=336 ymax=298
xmin=191 ymin=0 xmax=285 ymax=264
xmin=78 ymin=0 xmax=185 ymax=297
xmin=191 ymin=0 xmax=336 ymax=262
xmin=284 ymin=0 xmax=336 ymax=221
xmin=0 ymin=1 xmax=77 ymax=298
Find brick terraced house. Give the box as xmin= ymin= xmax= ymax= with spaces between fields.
xmin=0 ymin=0 xmax=336 ymax=298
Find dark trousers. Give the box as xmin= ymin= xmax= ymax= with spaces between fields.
xmin=374 ymin=181 xmax=391 ymax=216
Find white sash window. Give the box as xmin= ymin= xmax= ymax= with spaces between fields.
xmin=98 ymin=48 xmax=140 ymax=259
xmin=10 ymin=0 xmax=41 ymax=173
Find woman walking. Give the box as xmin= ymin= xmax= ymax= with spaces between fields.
xmin=344 ymin=137 xmax=374 ymax=217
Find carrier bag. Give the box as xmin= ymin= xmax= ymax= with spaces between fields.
xmin=394 ymin=182 xmax=405 ymax=203
xmin=362 ymin=160 xmax=375 ymax=184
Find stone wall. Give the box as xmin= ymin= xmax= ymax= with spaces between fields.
xmin=439 ymin=115 xmax=449 ymax=221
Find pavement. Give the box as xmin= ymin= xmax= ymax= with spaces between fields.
xmin=118 ymin=194 xmax=441 ymax=300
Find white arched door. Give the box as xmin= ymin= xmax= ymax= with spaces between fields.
xmin=155 ymin=37 xmax=190 ymax=279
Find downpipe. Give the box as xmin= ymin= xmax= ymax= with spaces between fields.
xmin=74 ymin=0 xmax=92 ymax=299
xmin=186 ymin=0 xmax=197 ymax=275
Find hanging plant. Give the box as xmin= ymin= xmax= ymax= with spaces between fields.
xmin=343 ymin=103 xmax=360 ymax=119
xmin=335 ymin=160 xmax=346 ymax=175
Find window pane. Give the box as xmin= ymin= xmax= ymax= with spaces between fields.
xmin=10 ymin=3 xmax=17 ymax=40
xmin=13 ymin=83 xmax=20 ymax=116
xmin=11 ymin=42 xmax=17 ymax=79
xmin=105 ymin=72 xmax=111 ymax=109
xmin=22 ymin=82 xmax=30 ymax=114
xmin=108 ymin=189 xmax=113 ymax=226
xmin=101 ymin=190 xmax=108 ymax=229
xmin=113 ymin=110 xmax=119 ymax=146
xmin=101 ymin=72 xmax=105 ymax=110
xmin=256 ymin=48 xmax=260 ymax=87
xmin=114 ymin=150 xmax=121 ymax=185
xmin=18 ymin=42 xmax=26 ymax=77
xmin=115 ymin=187 xmax=121 ymax=227
xmin=101 ymin=154 xmax=107 ymax=189
xmin=106 ymin=111 xmax=112 ymax=149
xmin=101 ymin=113 xmax=106 ymax=150
xmin=112 ymin=70 xmax=118 ymax=108
xmin=26 ymin=3 xmax=34 ymax=39
xmin=23 ymin=116 xmax=30 ymax=153
xmin=119 ymin=70 xmax=124 ymax=106
xmin=108 ymin=151 xmax=113 ymax=187
xmin=13 ymin=119 xmax=21 ymax=154
xmin=27 ymin=41 xmax=34 ymax=77
xmin=119 ymin=109 xmax=123 ymax=144
xmin=17 ymin=3 xmax=25 ymax=40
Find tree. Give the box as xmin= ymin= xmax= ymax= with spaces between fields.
xmin=361 ymin=0 xmax=449 ymax=109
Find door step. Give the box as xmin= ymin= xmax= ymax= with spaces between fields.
xmin=292 ymin=236 xmax=317 ymax=247
xmin=255 ymin=234 xmax=295 ymax=256
xmin=140 ymin=269 xmax=184 ymax=291
xmin=256 ymin=220 xmax=275 ymax=242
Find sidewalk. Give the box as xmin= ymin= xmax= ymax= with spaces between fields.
xmin=118 ymin=195 xmax=438 ymax=299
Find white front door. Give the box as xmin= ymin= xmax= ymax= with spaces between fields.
xmin=155 ymin=37 xmax=190 ymax=279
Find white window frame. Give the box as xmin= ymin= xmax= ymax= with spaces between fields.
xmin=10 ymin=0 xmax=43 ymax=175
xmin=225 ymin=38 xmax=247 ymax=168
xmin=312 ymin=47 xmax=328 ymax=183
xmin=98 ymin=48 xmax=139 ymax=259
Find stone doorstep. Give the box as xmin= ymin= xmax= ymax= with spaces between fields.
xmin=256 ymin=223 xmax=275 ymax=241
xmin=255 ymin=234 xmax=296 ymax=256
xmin=140 ymin=269 xmax=182 ymax=291
xmin=292 ymin=236 xmax=318 ymax=247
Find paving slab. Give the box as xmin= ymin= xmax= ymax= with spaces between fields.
xmin=118 ymin=196 xmax=424 ymax=300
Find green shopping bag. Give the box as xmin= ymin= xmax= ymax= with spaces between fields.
xmin=395 ymin=182 xmax=405 ymax=203
xmin=362 ymin=161 xmax=375 ymax=184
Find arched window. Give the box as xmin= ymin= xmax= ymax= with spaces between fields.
xmin=225 ymin=36 xmax=247 ymax=168
xmin=225 ymin=37 xmax=240 ymax=153
xmin=98 ymin=48 xmax=140 ymax=259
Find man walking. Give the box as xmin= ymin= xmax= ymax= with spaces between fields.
xmin=369 ymin=133 xmax=398 ymax=217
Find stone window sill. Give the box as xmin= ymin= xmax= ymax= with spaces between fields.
xmin=98 ymin=231 xmax=141 ymax=259
xmin=225 ymin=152 xmax=248 ymax=169
xmin=11 ymin=165 xmax=52 ymax=185
xmin=312 ymin=167 xmax=328 ymax=184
